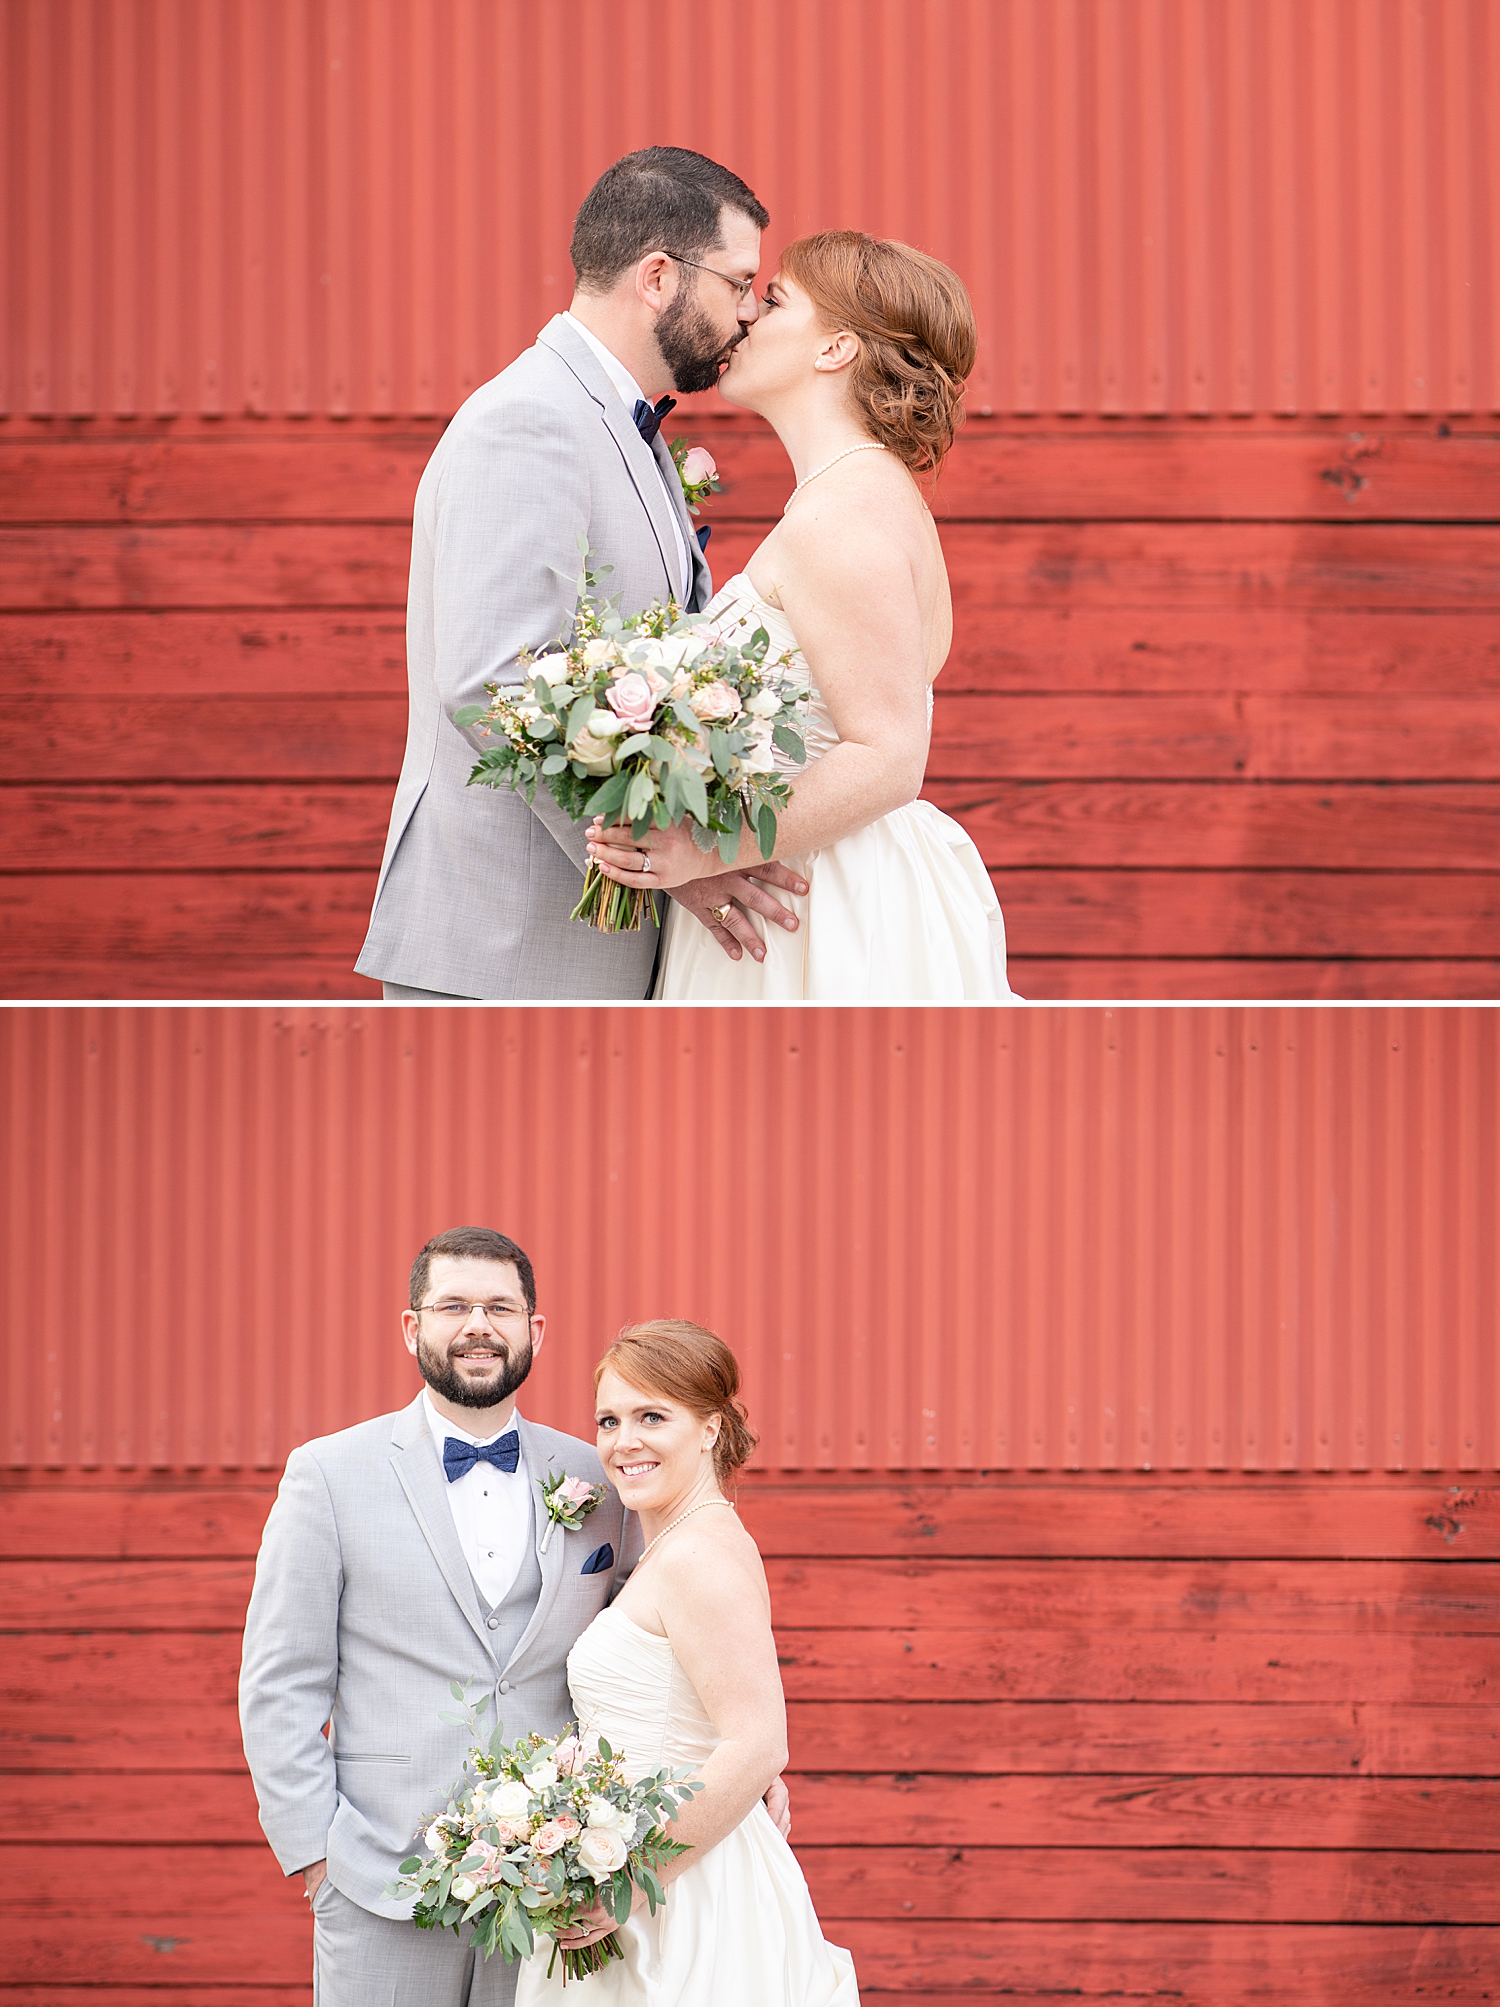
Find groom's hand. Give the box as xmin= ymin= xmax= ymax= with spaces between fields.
xmin=764 ymin=1774 xmax=792 ymax=1840
xmin=670 ymin=864 xmax=808 ymax=964
xmin=300 ymin=1859 xmax=327 ymax=1901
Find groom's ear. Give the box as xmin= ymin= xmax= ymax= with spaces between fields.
xmin=528 ymin=1310 xmax=547 ymax=1358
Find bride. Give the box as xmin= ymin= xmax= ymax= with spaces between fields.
xmin=588 ymin=230 xmax=1018 ymax=1001
xmin=515 ymin=1322 xmax=857 ymax=2005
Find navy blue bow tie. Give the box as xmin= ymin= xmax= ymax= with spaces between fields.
xmin=442 ymin=1430 xmax=520 ymax=1482
xmin=632 ymin=395 xmax=677 ymax=444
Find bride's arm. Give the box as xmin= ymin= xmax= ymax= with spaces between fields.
xmin=645 ymin=1534 xmax=790 ymax=1886
xmin=588 ymin=500 xmax=932 ymax=886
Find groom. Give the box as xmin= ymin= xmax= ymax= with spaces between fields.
xmin=355 ymin=146 xmax=805 ymax=999
xmin=239 ymin=1224 xmax=786 ymax=2005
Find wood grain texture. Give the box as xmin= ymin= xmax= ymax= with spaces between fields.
xmin=6 ymin=522 xmax=1500 ymax=615
xmin=8 ymin=1481 xmax=1493 ymax=1561
xmin=1008 ymin=958 xmax=1500 ymax=1001
xmin=9 ymin=606 xmax=1499 ymax=698
xmin=4 ymin=429 xmax=1497 ymax=525
xmin=796 ymin=1846 xmax=1500 ymax=1923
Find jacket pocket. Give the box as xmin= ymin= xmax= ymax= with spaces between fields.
xmin=333 ymin=1751 xmax=412 ymax=1764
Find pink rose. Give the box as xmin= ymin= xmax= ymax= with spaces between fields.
xmin=557 ymin=1477 xmax=596 ymax=1506
xmin=606 ymin=672 xmax=657 ymax=734
xmin=694 ymin=680 xmax=742 ymax=723
xmin=490 ymin=1816 xmax=527 ymax=1844
xmin=534 ymin=1815 xmax=580 ymax=1855
xmin=680 ymin=446 xmax=717 ymax=486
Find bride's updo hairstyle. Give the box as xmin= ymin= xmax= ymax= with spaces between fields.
xmin=596 ymin=1320 xmax=758 ymax=1489
xmin=780 ymin=230 xmax=978 ymax=476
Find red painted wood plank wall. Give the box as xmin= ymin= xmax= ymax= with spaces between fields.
xmin=2 ymin=1005 xmax=1497 ymax=2000
xmin=3 ymin=1 xmax=1499 ymax=998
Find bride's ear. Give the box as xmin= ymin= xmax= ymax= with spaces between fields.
xmin=813 ymin=329 xmax=860 ymax=375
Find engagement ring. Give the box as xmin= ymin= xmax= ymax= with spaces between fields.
xmin=638 ymin=852 xmax=653 ymax=875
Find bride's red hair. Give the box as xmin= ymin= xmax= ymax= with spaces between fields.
xmin=779 ymin=230 xmax=978 ymax=476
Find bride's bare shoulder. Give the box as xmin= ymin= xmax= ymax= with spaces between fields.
xmin=651 ymin=1508 xmax=768 ymax=1605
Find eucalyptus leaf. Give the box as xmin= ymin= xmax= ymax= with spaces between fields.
xmin=708 ymin=727 xmax=733 ymax=778
xmin=772 ymin=723 xmax=807 ymax=763
xmin=437 ymin=1709 xmax=467 ymax=1725
xmin=589 ymin=769 xmax=630 ymax=820
xmin=453 ymin=705 xmax=489 ymax=728
xmin=399 ymin=1855 xmax=423 ymax=1874
xmin=756 ymin=802 xmax=777 ymax=860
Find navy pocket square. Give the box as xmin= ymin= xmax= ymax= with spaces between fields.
xmin=581 ymin=1542 xmax=614 ymax=1576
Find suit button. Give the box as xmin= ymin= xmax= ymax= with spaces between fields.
xmin=499 ymin=1680 xmax=510 ymax=1694
xmin=486 ymin=1617 xmax=499 ymax=1630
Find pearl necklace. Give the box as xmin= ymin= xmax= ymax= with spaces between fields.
xmin=639 ymin=1495 xmax=736 ymax=1562
xmin=784 ymin=440 xmax=888 ymax=512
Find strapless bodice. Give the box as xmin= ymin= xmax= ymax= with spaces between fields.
xmin=699 ymin=573 xmax=932 ymax=768
xmin=565 ymin=1601 xmax=720 ymax=1779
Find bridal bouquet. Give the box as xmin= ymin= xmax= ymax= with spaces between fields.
xmin=454 ymin=544 xmax=809 ymax=933
xmin=391 ymin=1683 xmax=703 ymax=1981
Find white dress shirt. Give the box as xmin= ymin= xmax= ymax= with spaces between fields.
xmin=562 ymin=310 xmax=693 ymax=603
xmin=423 ymin=1391 xmax=533 ymax=1609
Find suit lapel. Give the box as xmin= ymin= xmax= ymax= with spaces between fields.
xmin=500 ymin=1419 xmax=568 ymax=1677
xmin=651 ymin=431 xmax=713 ymax=611
xmin=537 ymin=317 xmax=683 ymax=607
xmin=388 ymin=1397 xmax=495 ymax=1662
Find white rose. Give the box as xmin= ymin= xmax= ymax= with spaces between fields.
xmin=524 ymin=1759 xmax=558 ymax=1791
xmin=576 ymin=1825 xmax=629 ymax=1881
xmin=584 ymin=1795 xmax=629 ymax=1832
xmin=567 ymin=727 xmax=618 ymax=777
xmin=746 ymin=688 xmax=781 ymax=718
xmin=424 ymin=1822 xmax=449 ymax=1852
xmin=581 ymin=637 xmax=617 ymax=666
xmin=586 ymin=707 xmax=627 ymax=737
xmin=740 ymin=725 xmax=777 ymax=776
xmin=451 ymin=1875 xmax=479 ymax=1902
xmin=489 ymin=1779 xmax=533 ymax=1819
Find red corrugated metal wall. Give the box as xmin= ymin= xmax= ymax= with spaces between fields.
xmin=3 ymin=0 xmax=1499 ymax=999
xmin=2 ymin=1004 xmax=1497 ymax=2001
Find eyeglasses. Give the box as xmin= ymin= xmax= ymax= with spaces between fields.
xmin=665 ymin=253 xmax=757 ymax=306
xmin=416 ymin=1301 xmax=529 ymax=1329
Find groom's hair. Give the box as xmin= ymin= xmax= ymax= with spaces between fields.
xmin=409 ymin=1227 xmax=537 ymax=1315
xmin=570 ymin=147 xmax=769 ymax=294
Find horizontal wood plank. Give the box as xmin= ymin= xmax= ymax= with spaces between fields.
xmin=0 ymin=1993 xmax=309 ymax=2006
xmin=6 ymin=1770 xmax=1492 ymax=1853
xmin=11 ymin=693 xmax=1500 ymax=784
xmin=0 ymin=956 xmax=383 ymax=1001
xmin=797 ymin=1845 xmax=1500 ymax=1923
xmin=5 ymin=871 xmax=1499 ymax=980
xmin=783 ymin=1701 xmax=1500 ymax=1777
xmin=1008 ymin=958 xmax=1500 ymax=1000
xmin=832 ymin=1919 xmax=1499 ymax=1998
xmin=4 ymin=429 xmax=1496 ymax=525
xmin=787 ymin=1774 xmax=1500 ymax=1850
xmin=921 ymin=782 xmax=1500 ymax=871
xmin=768 ymin=1559 xmax=1500 ymax=1634
xmin=7 ymin=1556 xmax=1498 ymax=1634
xmin=0 ymin=785 xmax=395 ymax=872
xmin=928 ymin=694 xmax=1500 ymax=781
xmin=7 ymin=1621 xmax=1494 ymax=1715
xmin=7 ymin=1482 xmax=1493 ymax=1561
xmin=13 ymin=770 xmax=1420 ymax=880
xmin=9 ymin=1687 xmax=1487 ymax=1777
xmin=773 ymin=1628 xmax=1500 ymax=1704
xmin=992 ymin=870 xmax=1500 ymax=959
xmin=6 ymin=523 xmax=1499 ymax=612
xmin=8 ymin=606 xmax=1500 ymax=698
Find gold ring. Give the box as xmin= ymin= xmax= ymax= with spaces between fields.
xmin=710 ymin=903 xmax=733 ymax=924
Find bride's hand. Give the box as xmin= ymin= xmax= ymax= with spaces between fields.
xmin=553 ymin=1886 xmax=646 ymax=1949
xmin=586 ymin=816 xmax=719 ymax=892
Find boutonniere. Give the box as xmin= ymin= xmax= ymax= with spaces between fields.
xmin=669 ymin=438 xmax=721 ymax=516
xmin=538 ymin=1469 xmax=606 ymax=1553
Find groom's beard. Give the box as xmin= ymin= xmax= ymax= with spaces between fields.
xmin=415 ymin=1326 xmax=534 ymax=1410
xmin=656 ymin=286 xmax=744 ymax=394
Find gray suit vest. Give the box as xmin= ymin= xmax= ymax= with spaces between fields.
xmin=476 ymin=1483 xmax=544 ymax=1674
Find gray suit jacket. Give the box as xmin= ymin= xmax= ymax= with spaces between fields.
xmin=238 ymin=1398 xmax=635 ymax=1917
xmin=355 ymin=316 xmax=713 ymax=999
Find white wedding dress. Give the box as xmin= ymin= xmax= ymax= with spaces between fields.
xmin=514 ymin=1601 xmax=858 ymax=2006
xmin=655 ymin=575 xmax=1018 ymax=1000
